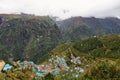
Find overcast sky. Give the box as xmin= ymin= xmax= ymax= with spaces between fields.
xmin=0 ymin=0 xmax=120 ymax=19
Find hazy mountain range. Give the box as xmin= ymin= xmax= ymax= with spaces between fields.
xmin=57 ymin=16 xmax=120 ymax=42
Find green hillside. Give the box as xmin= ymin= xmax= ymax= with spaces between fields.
xmin=0 ymin=35 xmax=120 ymax=80
xmin=0 ymin=14 xmax=62 ymax=63
xmin=47 ymin=34 xmax=120 ymax=79
xmin=57 ymin=17 xmax=120 ymax=42
xmin=51 ymin=34 xmax=120 ymax=58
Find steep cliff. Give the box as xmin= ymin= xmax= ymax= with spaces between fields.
xmin=0 ymin=14 xmax=62 ymax=63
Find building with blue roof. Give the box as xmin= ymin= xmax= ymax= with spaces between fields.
xmin=3 ymin=64 xmax=13 ymax=71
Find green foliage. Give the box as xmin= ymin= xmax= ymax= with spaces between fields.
xmin=74 ymin=37 xmax=102 ymax=53
xmin=83 ymin=61 xmax=120 ymax=79
xmin=72 ymin=35 xmax=120 ymax=59
xmin=102 ymin=36 xmax=120 ymax=50
xmin=44 ymin=73 xmax=54 ymax=80
xmin=0 ymin=70 xmax=33 ymax=80
xmin=91 ymin=48 xmax=106 ymax=58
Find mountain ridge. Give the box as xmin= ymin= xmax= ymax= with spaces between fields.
xmin=0 ymin=14 xmax=62 ymax=63
xmin=57 ymin=16 xmax=120 ymax=42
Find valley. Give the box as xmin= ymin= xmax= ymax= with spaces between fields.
xmin=0 ymin=14 xmax=120 ymax=80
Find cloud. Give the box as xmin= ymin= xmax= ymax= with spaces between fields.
xmin=0 ymin=0 xmax=120 ymax=19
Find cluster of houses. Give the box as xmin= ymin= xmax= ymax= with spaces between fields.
xmin=0 ymin=53 xmax=85 ymax=78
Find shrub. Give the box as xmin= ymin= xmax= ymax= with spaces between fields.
xmin=83 ymin=61 xmax=120 ymax=79
xmin=74 ymin=37 xmax=102 ymax=53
